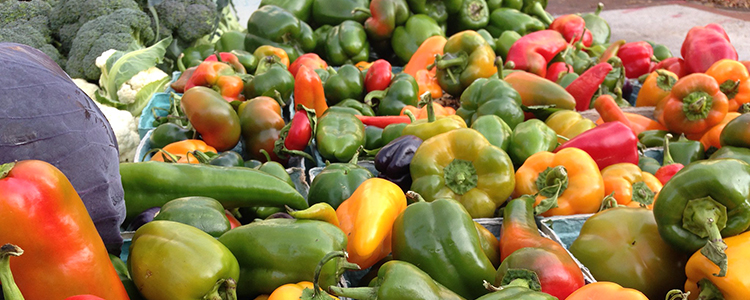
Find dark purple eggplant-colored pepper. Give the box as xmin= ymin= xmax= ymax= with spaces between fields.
xmin=125 ymin=207 xmax=160 ymax=231
xmin=374 ymin=135 xmax=423 ymax=192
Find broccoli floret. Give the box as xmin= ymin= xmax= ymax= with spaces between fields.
xmin=145 ymin=0 xmax=217 ymax=44
xmin=49 ymin=0 xmax=141 ymax=55
xmin=66 ymin=8 xmax=155 ymax=81
xmin=0 ymin=0 xmax=65 ymax=66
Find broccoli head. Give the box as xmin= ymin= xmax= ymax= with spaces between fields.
xmin=0 ymin=0 xmax=65 ymax=66
xmin=0 ymin=25 xmax=65 ymax=67
xmin=146 ymin=0 xmax=217 ymax=44
xmin=49 ymin=0 xmax=141 ymax=55
xmin=66 ymin=8 xmax=155 ymax=81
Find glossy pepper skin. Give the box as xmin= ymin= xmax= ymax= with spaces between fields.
xmin=486 ymin=8 xmax=545 ymax=37
xmin=184 ymin=61 xmax=244 ymax=102
xmin=410 ymin=128 xmax=516 ymax=218
xmin=471 ymin=115 xmax=513 ymax=152
xmin=316 ymin=111 xmax=366 ymax=163
xmin=555 ymin=121 xmax=639 ymax=170
xmin=245 ymin=5 xmax=316 ymax=61
xmin=152 ymin=196 xmax=231 ymax=237
xmin=294 ymin=65 xmax=328 ymax=117
xmin=499 ymin=196 xmax=585 ymax=299
xmin=565 ymin=282 xmax=649 ymax=300
xmin=392 ymin=197 xmax=496 ymax=299
xmin=129 ymin=220 xmax=240 ymax=300
xmin=322 ymin=21 xmax=370 ymax=66
xmin=617 ymin=41 xmax=654 ymax=79
xmin=238 ymin=95 xmax=286 ymax=162
xmin=635 ymin=69 xmax=678 ymax=107
xmin=600 ymin=163 xmax=662 ymax=208
xmin=324 ymin=64 xmax=365 ymax=105
xmin=391 ymin=14 xmax=445 ymax=64
xmin=544 ymin=110 xmax=595 ymax=144
xmin=150 ymin=139 xmax=218 ymax=164
xmin=336 ymin=178 xmax=407 ymax=269
xmin=259 ymin=0 xmax=313 ymax=22
xmin=244 ymin=57 xmax=296 ymax=104
xmin=508 ymin=119 xmax=558 ymax=168
xmin=289 ymin=53 xmax=328 ymax=78
xmin=312 ymin=0 xmax=369 ymax=25
xmin=149 ymin=123 xmax=193 ymax=149
xmin=275 ymin=106 xmax=316 ymax=161
xmin=307 ymin=155 xmax=373 ymax=209
xmin=406 ymin=0 xmax=462 ymax=24
xmin=364 ymin=59 xmax=393 ymax=92
xmin=705 ymin=59 xmax=750 ymax=112
xmin=681 ymin=23 xmax=738 ymax=75
xmin=401 ymin=96 xmax=468 ymax=141
xmin=504 ymin=70 xmax=577 ymax=116
xmin=581 ymin=3 xmax=610 ymax=45
xmin=550 ymin=14 xmax=592 ymax=46
xmin=457 ymin=77 xmax=525 ymax=129
xmin=571 ymin=208 xmax=689 ymax=300
xmin=653 ymin=159 xmax=750 ymax=277
xmin=709 ymin=146 xmax=750 ymax=165
xmin=655 ymin=73 xmax=728 ymax=137
xmin=404 ymin=35 xmax=447 ymax=98
xmin=181 ymin=86 xmax=242 ymax=151
xmin=435 ymin=30 xmax=498 ymax=97
xmin=120 ymin=161 xmax=308 ymax=222
xmin=507 ymin=30 xmax=568 ymax=78
xmin=366 ymin=73 xmax=420 ymax=116
xmin=495 ymin=31 xmax=522 ymax=60
xmin=684 ymin=230 xmax=750 ymax=300
xmin=566 ymin=60 xmax=614 ymax=111
xmin=495 ymin=247 xmax=581 ymax=300
xmin=330 ymin=260 xmax=466 ymax=300
xmin=667 ymin=134 xmax=706 ymax=166
xmin=454 ymin=0 xmax=490 ymax=31
xmin=375 ymin=135 xmax=423 ymax=192
xmin=514 ymin=148 xmax=605 ymax=216
xmin=720 ymin=112 xmax=750 ymax=148
xmin=0 ymin=161 xmax=129 ymax=300
xmin=361 ymin=0 xmax=410 ymax=41
xmin=218 ymin=218 xmax=354 ymax=298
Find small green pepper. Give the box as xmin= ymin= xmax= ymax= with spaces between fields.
xmin=324 ymin=64 xmax=365 ymax=105
xmin=308 ymin=154 xmax=373 ymax=208
xmin=316 ymin=111 xmax=366 ymax=162
xmin=495 ymin=30 xmax=521 ymax=60
xmin=668 ymin=134 xmax=706 ymax=166
xmin=556 ymin=72 xmax=579 ymax=88
xmin=153 ymin=196 xmax=231 ymax=237
xmin=207 ymin=151 xmax=245 ymax=167
xmin=391 ymin=14 xmax=445 ymax=64
xmin=149 ymin=123 xmax=193 ymax=149
xmin=335 ymin=99 xmax=376 ymax=116
xmin=366 ymin=73 xmax=419 ymax=116
xmin=471 ymin=115 xmax=512 ymax=152
xmin=457 ymin=77 xmax=524 ymax=129
xmin=486 ymin=8 xmax=545 ymax=38
xmin=323 ymin=21 xmax=370 ymax=66
xmin=709 ymin=146 xmax=750 ymax=165
xmin=180 ymin=44 xmax=215 ymax=70
xmin=455 ymin=0 xmax=490 ymax=31
xmin=365 ymin=126 xmax=386 ymax=150
xmin=638 ymin=155 xmax=661 ymax=175
xmin=638 ymin=130 xmax=678 ymax=148
xmin=381 ymin=122 xmax=408 ymax=145
xmin=214 ymin=30 xmax=247 ymax=53
xmin=244 ymin=58 xmax=295 ymax=103
xmin=508 ymin=119 xmax=558 ymax=167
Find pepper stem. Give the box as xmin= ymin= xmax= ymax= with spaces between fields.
xmin=259 ymin=149 xmax=272 ymax=162
xmin=0 ymin=244 xmax=25 ymax=300
xmin=328 ymin=286 xmax=378 ymax=300
xmin=364 ymin=90 xmax=387 ymax=107
xmin=682 ymin=197 xmax=729 ymax=277
xmin=403 ymin=110 xmax=417 ymax=122
xmin=682 ymin=91 xmax=713 ymax=121
xmin=598 ymin=192 xmax=622 ymax=211
xmin=0 ymin=162 xmax=14 ymax=180
xmin=348 ymin=146 xmax=363 ymax=165
xmin=739 ymin=103 xmax=750 ymax=113
xmin=655 ymin=70 xmax=677 ymax=92
xmin=719 ymin=79 xmax=741 ymax=100
xmin=662 ymin=133 xmax=676 ymax=166
xmin=499 ymin=269 xmax=542 ymax=291
xmin=350 ymin=8 xmax=371 ymax=17
xmin=534 ymin=166 xmax=569 ymax=215
xmin=665 ymin=289 xmax=690 ymax=300
xmin=595 ymin=2 xmax=604 ymax=15
xmin=406 ymin=191 xmax=427 ymax=203
xmin=525 ymin=2 xmax=552 ymax=26
xmin=312 ymin=251 xmax=360 ymax=298
xmin=696 ymin=279 xmax=724 ymax=299
xmin=443 ymin=159 xmax=479 ymax=195
xmin=631 ymin=181 xmax=655 ymax=206
xmin=417 ymin=92 xmax=436 ymax=123
xmin=494 ymin=56 xmax=505 ymax=80
xmin=202 ymin=278 xmax=238 ymax=300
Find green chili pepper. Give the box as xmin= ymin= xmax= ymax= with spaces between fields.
xmin=486 ymin=8 xmax=545 ymax=37
xmin=152 ymin=196 xmax=231 ymax=237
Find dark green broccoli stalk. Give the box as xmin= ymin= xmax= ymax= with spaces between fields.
xmin=0 ymin=0 xmax=65 ymax=66
xmin=65 ymin=8 xmax=155 ymax=81
xmin=49 ymin=0 xmax=142 ymax=55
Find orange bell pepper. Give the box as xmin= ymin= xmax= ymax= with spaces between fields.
xmin=185 ymin=61 xmax=244 ymax=102
xmin=267 ymin=281 xmax=338 ymax=300
xmin=399 ymin=101 xmax=455 ymax=119
xmin=150 ymin=139 xmax=218 ymax=163
xmin=253 ymin=45 xmax=290 ymax=68
xmin=336 ymin=178 xmax=407 ymax=269
xmin=601 ymin=163 xmax=662 ymax=209
xmin=700 ymin=112 xmax=741 ymax=150
xmin=684 ymin=230 xmax=750 ymax=300
xmin=635 ymin=69 xmax=678 ymax=107
xmin=403 ymin=36 xmax=447 ymax=99
xmin=294 ymin=65 xmax=328 ymax=117
xmin=513 ymin=147 xmax=605 ymax=216
xmin=654 ymin=73 xmax=728 ymax=137
xmin=705 ymin=59 xmax=750 ymax=112
xmin=565 ymin=282 xmax=649 ymax=300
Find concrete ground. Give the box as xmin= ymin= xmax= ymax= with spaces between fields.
xmin=233 ymin=0 xmax=750 ymax=60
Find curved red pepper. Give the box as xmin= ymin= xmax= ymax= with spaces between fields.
xmin=566 ymin=61 xmax=614 ymax=111
xmin=617 ymin=41 xmax=654 ymax=79
xmin=555 ymin=122 xmax=639 ymax=170
xmin=507 ymin=30 xmax=568 ymax=78
xmin=274 ymin=105 xmax=316 ymax=161
xmin=355 ymin=115 xmax=412 ymax=128
xmin=204 ymin=52 xmax=247 ymax=74
xmin=64 ymin=295 xmax=107 ymax=300
xmin=681 ymin=23 xmax=738 ymax=75
xmin=549 ymin=14 xmax=593 ymax=47
xmin=185 ymin=61 xmax=244 ymax=102
xmin=545 ymin=62 xmax=574 ymax=82
xmin=365 ymin=59 xmax=393 ymax=93
xmin=651 ymin=57 xmax=687 ymax=78
xmin=654 ymin=134 xmax=684 ymax=184
xmin=289 ymin=53 xmax=329 ymax=78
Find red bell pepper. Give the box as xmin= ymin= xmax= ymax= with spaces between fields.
xmin=365 ymin=59 xmax=393 ymax=93
xmin=681 ymin=23 xmax=738 ymax=75
xmin=0 ymin=161 xmax=129 ymax=300
xmin=500 ymin=196 xmax=585 ymax=299
xmin=360 ymin=0 xmax=410 ymax=41
xmin=204 ymin=52 xmax=247 ymax=74
xmin=507 ymin=30 xmax=568 ymax=78
xmin=185 ymin=61 xmax=244 ymax=102
xmin=549 ymin=14 xmax=593 ymax=47
xmin=555 ymin=121 xmax=639 ymax=170
xmin=566 ymin=59 xmax=615 ymax=111
xmin=355 ymin=115 xmax=412 ymax=128
xmin=545 ymin=62 xmax=573 ymax=82
xmin=288 ymin=53 xmax=329 ymax=78
xmin=654 ymin=134 xmax=684 ymax=184
xmin=64 ymin=296 xmax=107 ymax=300
xmin=293 ymin=65 xmax=328 ymax=117
xmin=274 ymin=105 xmax=316 ymax=161
xmin=650 ymin=57 xmax=686 ymax=78
xmin=617 ymin=41 xmax=654 ymax=79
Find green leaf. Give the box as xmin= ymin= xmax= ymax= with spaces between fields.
xmin=102 ymin=36 xmax=173 ymax=102
xmin=127 ymin=76 xmax=170 ymax=117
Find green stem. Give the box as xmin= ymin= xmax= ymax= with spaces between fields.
xmin=656 ymin=70 xmax=677 ymax=92
xmin=351 ymin=7 xmax=371 ymax=17
xmin=599 ymin=192 xmax=621 ymax=211
xmin=364 ymin=90 xmax=387 ymax=107
xmin=682 ymin=91 xmax=713 ymax=121
xmin=682 ymin=197 xmax=729 ymax=277
xmin=259 ymin=149 xmax=272 ymax=162
xmin=665 ymin=289 xmax=690 ymax=300
xmin=403 ymin=109 xmax=417 ymax=122
xmin=0 ymin=244 xmax=25 ymax=300
xmin=498 ymin=269 xmax=542 ymax=291
xmin=272 ymin=90 xmax=287 ymax=107
xmin=696 ymin=279 xmax=725 ymax=299
xmin=419 ymin=92 xmax=436 ymax=123
xmin=662 ymin=133 xmax=676 ymax=166
xmin=328 ymin=286 xmax=378 ymax=300
xmin=495 ymin=56 xmax=505 ymax=80
xmin=405 ymin=191 xmax=427 ymax=202
xmin=719 ymin=79 xmax=740 ymax=100
xmin=0 ymin=162 xmax=14 ymax=180
xmin=313 ymin=251 xmax=360 ymax=298
xmin=177 ymin=53 xmax=187 ymax=72
xmin=739 ymin=103 xmax=750 ymax=113
xmin=595 ymin=2 xmax=604 ymax=15
xmin=202 ymin=278 xmax=238 ymax=300
xmin=631 ymin=181 xmax=655 ymax=206
xmin=525 ymin=2 xmax=553 ymax=26
xmin=348 ymin=146 xmax=363 ymax=165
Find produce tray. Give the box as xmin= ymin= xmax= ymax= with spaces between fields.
xmin=539 ymin=214 xmax=593 ymax=250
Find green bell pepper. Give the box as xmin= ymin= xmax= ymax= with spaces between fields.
xmin=231 ymin=50 xmax=259 ymax=74
xmin=477 ymin=270 xmax=554 ymax=300
xmin=391 ymin=14 xmax=445 ymax=64
xmin=381 ymin=122 xmax=408 ymax=145
xmin=556 ymin=72 xmax=579 ymax=88
xmin=668 ymin=134 xmax=706 ymax=166
xmin=312 ymin=0 xmax=370 ymax=25
xmin=495 ymin=30 xmax=521 ymax=60
xmin=218 ymin=218 xmax=357 ymax=297
xmin=365 ymin=126 xmax=386 ymax=150
xmin=365 ymin=73 xmax=419 ymax=116
xmin=180 ymin=44 xmax=215 ymax=70
xmin=487 ymin=0 xmax=522 ymax=11
xmin=323 ymin=20 xmax=370 ymax=66
xmin=214 ymin=30 xmax=247 ymax=53
xmin=392 ymin=197 xmax=496 ymax=299
xmin=508 ymin=119 xmax=558 ymax=167
xmin=720 ymin=112 xmax=750 ymax=148
xmin=486 ymin=8 xmax=545 ymax=38
xmin=653 ymin=159 xmax=750 ymax=277
xmin=152 ymin=196 xmax=231 ymax=237
xmin=260 ymin=0 xmax=313 ymax=22
xmin=245 ymin=5 xmax=316 ymax=61
xmin=307 ymin=155 xmax=373 ymax=208
xmin=638 ymin=155 xmax=661 ymax=175
xmin=457 ymin=77 xmax=524 ymax=129
xmin=570 ymin=207 xmax=689 ymax=300
xmin=581 ymin=3 xmax=611 ymax=45
xmin=244 ymin=57 xmax=296 ymax=103
xmin=646 ymin=40 xmax=673 ymax=61
xmin=406 ymin=0 xmax=462 ymax=24
xmin=710 ymin=146 xmax=750 ymax=165
xmin=520 ymin=0 xmax=552 ymax=26
xmin=324 ymin=64 xmax=365 ymax=105
xmin=207 ymin=151 xmax=245 ymax=167
xmin=455 ymin=0 xmax=490 ymax=31
xmin=149 ymin=123 xmax=193 ymax=149
xmin=335 ymin=99 xmax=376 ymax=116
xmin=129 ymin=221 xmax=240 ymax=300
xmin=110 ymin=254 xmax=143 ymax=300
xmin=637 ymin=130 xmax=678 ymax=148
xmin=257 ymin=151 xmax=296 ymax=187
xmin=471 ymin=115 xmax=513 ymax=152
xmin=324 ymin=106 xmax=363 ymax=116
xmin=316 ymin=111 xmax=366 ymax=162
xmin=313 ymin=25 xmax=333 ymax=54
xmin=477 ymin=29 xmax=497 ymax=52
xmin=435 ymin=30 xmax=498 ymax=97
xmin=330 ymin=260 xmax=466 ymax=300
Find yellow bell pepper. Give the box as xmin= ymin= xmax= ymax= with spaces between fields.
xmin=684 ymin=230 xmax=750 ymax=300
xmin=566 ymin=281 xmax=649 ymax=300
xmin=544 ymin=110 xmax=596 ymax=144
xmin=601 ymin=163 xmax=662 ymax=209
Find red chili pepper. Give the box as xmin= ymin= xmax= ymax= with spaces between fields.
xmin=650 ymin=57 xmax=687 ymax=78
xmin=64 ymin=295 xmax=107 ymax=300
xmin=681 ymin=23 xmax=738 ymax=75
xmin=293 ymin=65 xmax=328 ymax=117
xmin=225 ymin=210 xmax=242 ymax=229
xmin=185 ymin=61 xmax=244 ymax=102
xmin=654 ymin=133 xmax=684 ymax=184
xmin=365 ymin=59 xmax=393 ymax=93
xmin=545 ymin=62 xmax=573 ymax=82
xmin=554 ymin=122 xmax=639 ymax=170
xmin=617 ymin=41 xmax=654 ymax=79
xmin=288 ymin=53 xmax=329 ymax=78
xmin=204 ymin=52 xmax=247 ymax=74
xmin=355 ymin=115 xmax=412 ymax=128
xmin=274 ymin=105 xmax=316 ymax=161
xmin=549 ymin=14 xmax=593 ymax=47
xmin=507 ymin=30 xmax=569 ymax=78
xmin=566 ymin=60 xmax=615 ymax=111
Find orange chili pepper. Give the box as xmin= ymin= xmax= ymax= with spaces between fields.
xmin=601 ymin=163 xmax=662 ymax=209
xmin=705 ymin=59 xmax=750 ymax=112
xmin=336 ymin=178 xmax=407 ymax=270
xmin=565 ymin=282 xmax=649 ymax=300
xmin=293 ymin=65 xmax=328 ymax=117
xmin=399 ymin=101 xmax=455 ymax=119
xmin=267 ymin=281 xmax=338 ymax=300
xmin=404 ymin=36 xmax=446 ymax=99
xmin=595 ymin=112 xmax=668 ymax=136
xmin=413 ymin=69 xmax=443 ymax=99
xmin=654 ymin=73 xmax=728 ymax=137
xmin=150 ymin=139 xmax=218 ymax=164
xmin=635 ymin=69 xmax=678 ymax=107
xmin=513 ymin=147 xmax=605 ymax=216
xmin=594 ymin=94 xmax=632 ymax=128
xmin=253 ymin=45 xmax=290 ymax=68
xmin=700 ymin=112 xmax=741 ymax=150
xmin=355 ymin=61 xmax=373 ymax=71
